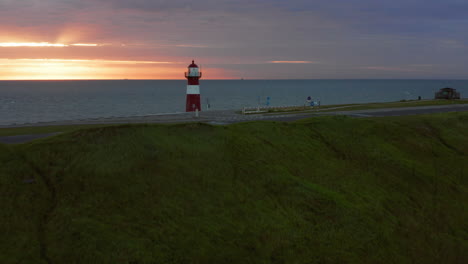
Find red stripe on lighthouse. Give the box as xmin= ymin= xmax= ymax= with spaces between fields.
xmin=186 ymin=94 xmax=201 ymax=112
xmin=187 ymin=78 xmax=199 ymax=85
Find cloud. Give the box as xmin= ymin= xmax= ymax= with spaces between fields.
xmin=268 ymin=61 xmax=314 ymax=64
xmin=0 ymin=0 xmax=467 ymax=79
xmin=360 ymin=66 xmax=424 ymax=73
xmin=0 ymin=42 xmax=100 ymax=47
xmin=0 ymin=42 xmax=67 ymax=47
xmin=173 ymin=44 xmax=210 ymax=48
xmin=70 ymin=43 xmax=99 ymax=47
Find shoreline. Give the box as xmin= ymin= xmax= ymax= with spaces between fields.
xmin=2 ymin=103 xmax=468 ymax=143
xmin=1 ymin=100 xmax=467 ymax=129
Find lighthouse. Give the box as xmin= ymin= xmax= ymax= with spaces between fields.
xmin=185 ymin=60 xmax=202 ymax=112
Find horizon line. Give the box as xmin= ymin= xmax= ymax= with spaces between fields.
xmin=0 ymin=78 xmax=467 ymax=81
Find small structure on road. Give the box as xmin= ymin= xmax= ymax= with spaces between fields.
xmin=435 ymin=87 xmax=460 ymax=99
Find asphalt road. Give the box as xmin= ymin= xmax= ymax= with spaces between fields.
xmin=1 ymin=104 xmax=468 ymax=144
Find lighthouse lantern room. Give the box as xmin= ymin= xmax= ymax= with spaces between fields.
xmin=185 ymin=60 xmax=202 ymax=112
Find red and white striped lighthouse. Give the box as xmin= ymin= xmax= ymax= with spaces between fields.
xmin=185 ymin=60 xmax=202 ymax=112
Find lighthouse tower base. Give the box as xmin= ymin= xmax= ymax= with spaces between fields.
xmin=186 ymin=94 xmax=201 ymax=112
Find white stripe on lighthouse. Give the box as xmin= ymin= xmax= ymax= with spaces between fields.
xmin=186 ymin=85 xmax=200 ymax=94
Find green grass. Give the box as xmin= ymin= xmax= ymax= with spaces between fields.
xmin=317 ymin=99 xmax=468 ymax=112
xmin=253 ymin=99 xmax=468 ymax=115
xmin=1 ymin=113 xmax=468 ymax=263
xmin=0 ymin=124 xmax=116 ymax=137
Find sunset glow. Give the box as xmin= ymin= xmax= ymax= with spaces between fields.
xmin=0 ymin=0 xmax=466 ymax=79
xmin=0 ymin=59 xmax=231 ymax=80
xmin=2 ymin=59 xmax=175 ymax=64
xmin=70 ymin=44 xmax=99 ymax=47
xmin=0 ymin=42 xmax=99 ymax=47
xmin=0 ymin=42 xmax=68 ymax=47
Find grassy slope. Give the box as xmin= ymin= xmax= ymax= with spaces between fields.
xmin=318 ymin=99 xmax=468 ymax=112
xmin=1 ymin=113 xmax=468 ymax=263
xmin=0 ymin=124 xmax=114 ymax=137
xmin=244 ymin=99 xmax=468 ymax=115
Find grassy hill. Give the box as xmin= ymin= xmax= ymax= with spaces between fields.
xmin=1 ymin=113 xmax=467 ymax=263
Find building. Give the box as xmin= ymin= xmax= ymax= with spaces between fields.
xmin=435 ymin=87 xmax=460 ymax=99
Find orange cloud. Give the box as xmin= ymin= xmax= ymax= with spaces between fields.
xmin=70 ymin=44 xmax=99 ymax=47
xmin=0 ymin=42 xmax=68 ymax=47
xmin=0 ymin=42 xmax=100 ymax=47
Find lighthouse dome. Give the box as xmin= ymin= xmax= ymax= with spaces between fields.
xmin=188 ymin=60 xmax=198 ymax=68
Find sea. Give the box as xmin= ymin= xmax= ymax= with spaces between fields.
xmin=1 ymin=79 xmax=467 ymax=126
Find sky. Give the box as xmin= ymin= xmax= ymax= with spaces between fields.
xmin=0 ymin=0 xmax=467 ymax=79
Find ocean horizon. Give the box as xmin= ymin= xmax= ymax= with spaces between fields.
xmin=1 ymin=79 xmax=467 ymax=126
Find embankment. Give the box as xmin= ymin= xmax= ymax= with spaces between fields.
xmin=1 ymin=112 xmax=467 ymax=263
